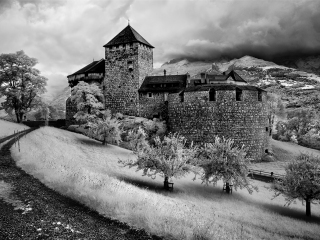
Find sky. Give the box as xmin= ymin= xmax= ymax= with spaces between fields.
xmin=0 ymin=0 xmax=320 ymax=98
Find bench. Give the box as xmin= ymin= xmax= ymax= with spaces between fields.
xmin=223 ymin=183 xmax=233 ymax=194
xmin=164 ymin=181 xmax=174 ymax=191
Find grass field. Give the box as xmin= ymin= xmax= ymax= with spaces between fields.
xmin=11 ymin=127 xmax=320 ymax=240
xmin=0 ymin=119 xmax=29 ymax=138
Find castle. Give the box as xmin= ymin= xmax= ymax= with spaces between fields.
xmin=66 ymin=24 xmax=269 ymax=160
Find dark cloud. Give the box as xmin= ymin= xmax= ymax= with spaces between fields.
xmin=0 ymin=0 xmax=319 ymax=96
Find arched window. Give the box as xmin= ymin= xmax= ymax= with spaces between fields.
xmin=179 ymin=92 xmax=184 ymax=103
xmin=236 ymin=88 xmax=242 ymax=101
xmin=209 ymin=89 xmax=216 ymax=101
xmin=258 ymin=90 xmax=262 ymax=101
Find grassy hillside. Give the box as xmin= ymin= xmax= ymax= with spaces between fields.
xmin=11 ymin=127 xmax=320 ymax=240
xmin=0 ymin=119 xmax=29 ymax=138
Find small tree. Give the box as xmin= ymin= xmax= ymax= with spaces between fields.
xmin=119 ymin=132 xmax=199 ymax=190
xmin=88 ymin=110 xmax=122 ymax=145
xmin=70 ymin=81 xmax=103 ymax=125
xmin=196 ymin=136 xmax=257 ymax=194
xmin=272 ymin=153 xmax=320 ymax=217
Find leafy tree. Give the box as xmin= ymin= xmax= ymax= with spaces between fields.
xmin=119 ymin=132 xmax=199 ymax=190
xmin=196 ymin=136 xmax=257 ymax=194
xmin=88 ymin=110 xmax=122 ymax=145
xmin=70 ymin=81 xmax=103 ymax=125
xmin=0 ymin=50 xmax=47 ymax=122
xmin=273 ymin=153 xmax=320 ymax=217
xmin=267 ymin=93 xmax=286 ymax=136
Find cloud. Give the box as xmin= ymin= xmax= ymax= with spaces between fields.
xmin=0 ymin=0 xmax=319 ymax=96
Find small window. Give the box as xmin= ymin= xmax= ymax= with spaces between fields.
xmin=265 ymin=149 xmax=269 ymax=154
xmin=148 ymin=92 xmax=152 ymax=98
xmin=128 ymin=60 xmax=133 ymax=71
xmin=209 ymin=89 xmax=216 ymax=101
xmin=236 ymin=88 xmax=242 ymax=101
xmin=266 ymin=127 xmax=268 ymax=132
xmin=179 ymin=92 xmax=184 ymax=103
xmin=258 ymin=90 xmax=262 ymax=101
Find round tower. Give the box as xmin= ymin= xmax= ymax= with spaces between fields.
xmin=168 ymin=84 xmax=269 ymax=161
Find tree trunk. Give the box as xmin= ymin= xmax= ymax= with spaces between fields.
xmin=306 ymin=198 xmax=311 ymax=217
xmin=164 ymin=176 xmax=169 ymax=189
xmin=102 ymin=136 xmax=107 ymax=145
xmin=16 ymin=112 xmax=22 ymax=123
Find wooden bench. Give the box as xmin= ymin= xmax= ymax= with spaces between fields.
xmin=167 ymin=182 xmax=174 ymax=191
xmin=164 ymin=181 xmax=174 ymax=191
xmin=223 ymin=183 xmax=233 ymax=194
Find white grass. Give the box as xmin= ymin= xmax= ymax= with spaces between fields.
xmin=0 ymin=119 xmax=29 ymax=138
xmin=11 ymin=127 xmax=320 ymax=239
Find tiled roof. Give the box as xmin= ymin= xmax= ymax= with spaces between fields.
xmin=192 ymin=70 xmax=247 ymax=83
xmin=184 ymin=84 xmax=265 ymax=92
xmin=139 ymin=75 xmax=187 ymax=92
xmin=103 ymin=25 xmax=154 ymax=48
xmin=68 ymin=59 xmax=105 ymax=77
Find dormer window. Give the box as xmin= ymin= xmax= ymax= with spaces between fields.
xmin=209 ymin=89 xmax=216 ymax=101
xmin=236 ymin=88 xmax=242 ymax=101
xmin=258 ymin=90 xmax=262 ymax=101
xmin=128 ymin=60 xmax=133 ymax=71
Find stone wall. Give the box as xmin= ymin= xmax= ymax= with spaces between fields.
xmin=104 ymin=43 xmax=153 ymax=116
xmin=139 ymin=92 xmax=168 ymax=119
xmin=168 ymin=88 xmax=269 ymax=160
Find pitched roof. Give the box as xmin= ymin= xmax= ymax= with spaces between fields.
xmin=67 ymin=59 xmax=105 ymax=77
xmin=226 ymin=70 xmax=247 ymax=83
xmin=139 ymin=75 xmax=187 ymax=92
xmin=103 ymin=25 xmax=154 ymax=48
xmin=184 ymin=84 xmax=265 ymax=92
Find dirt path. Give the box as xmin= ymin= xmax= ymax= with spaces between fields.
xmin=0 ymin=130 xmax=162 ymax=240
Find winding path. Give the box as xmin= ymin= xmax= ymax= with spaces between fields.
xmin=0 ymin=129 xmax=162 ymax=240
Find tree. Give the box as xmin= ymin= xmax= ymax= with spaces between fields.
xmin=70 ymin=81 xmax=103 ymax=125
xmin=267 ymin=93 xmax=286 ymax=137
xmin=0 ymin=50 xmax=47 ymax=122
xmin=88 ymin=110 xmax=122 ymax=145
xmin=196 ymin=136 xmax=257 ymax=194
xmin=272 ymin=153 xmax=320 ymax=217
xmin=119 ymin=132 xmax=199 ymax=190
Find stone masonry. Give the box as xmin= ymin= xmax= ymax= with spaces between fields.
xmin=104 ymin=43 xmax=153 ymax=116
xmin=168 ymin=88 xmax=269 ymax=160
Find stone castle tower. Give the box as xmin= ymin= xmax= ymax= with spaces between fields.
xmin=103 ymin=25 xmax=154 ymax=116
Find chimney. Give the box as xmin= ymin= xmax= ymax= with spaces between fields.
xmin=164 ymin=69 xmax=166 ymax=76
xmin=201 ymin=73 xmax=205 ymax=83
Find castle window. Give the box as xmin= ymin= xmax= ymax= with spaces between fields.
xmin=128 ymin=60 xmax=133 ymax=71
xmin=209 ymin=89 xmax=216 ymax=101
xmin=258 ymin=90 xmax=262 ymax=101
xmin=236 ymin=88 xmax=242 ymax=101
xmin=179 ymin=92 xmax=184 ymax=103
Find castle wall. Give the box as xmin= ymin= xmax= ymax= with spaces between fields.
xmin=168 ymin=89 xmax=269 ymax=160
xmin=104 ymin=43 xmax=153 ymax=116
xmin=139 ymin=92 xmax=168 ymax=119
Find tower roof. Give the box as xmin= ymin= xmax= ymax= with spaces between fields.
xmin=103 ymin=25 xmax=154 ymax=48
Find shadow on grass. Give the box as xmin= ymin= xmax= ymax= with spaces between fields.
xmin=117 ymin=175 xmax=184 ymax=195
xmin=261 ymin=202 xmax=320 ymax=224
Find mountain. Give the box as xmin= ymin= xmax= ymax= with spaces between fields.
xmin=275 ymin=55 xmax=320 ymax=75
